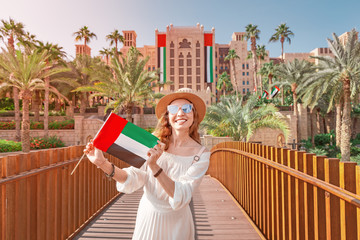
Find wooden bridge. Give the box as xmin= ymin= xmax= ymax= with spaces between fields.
xmin=1 ymin=142 xmax=360 ymax=239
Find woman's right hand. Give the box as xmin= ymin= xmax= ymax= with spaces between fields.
xmin=84 ymin=141 xmax=107 ymax=167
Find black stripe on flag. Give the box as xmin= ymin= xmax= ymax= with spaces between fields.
xmin=107 ymin=143 xmax=146 ymax=168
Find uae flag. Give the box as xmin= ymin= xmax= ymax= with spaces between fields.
xmin=204 ymin=33 xmax=214 ymax=83
xmin=271 ymin=86 xmax=280 ymax=98
xmin=157 ymin=34 xmax=166 ymax=84
xmin=93 ymin=113 xmax=159 ymax=168
xmin=261 ymin=90 xmax=269 ymax=99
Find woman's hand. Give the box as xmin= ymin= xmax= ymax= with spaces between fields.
xmin=84 ymin=141 xmax=107 ymax=167
xmin=147 ymin=140 xmax=165 ymax=167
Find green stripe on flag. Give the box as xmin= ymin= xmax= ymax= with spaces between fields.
xmin=163 ymin=47 xmax=166 ymax=83
xmin=122 ymin=122 xmax=159 ymax=148
xmin=209 ymin=46 xmax=213 ymax=83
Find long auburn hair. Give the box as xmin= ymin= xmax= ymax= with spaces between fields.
xmin=153 ymin=104 xmax=201 ymax=150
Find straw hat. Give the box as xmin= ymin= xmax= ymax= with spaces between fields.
xmin=155 ymin=88 xmax=206 ymax=122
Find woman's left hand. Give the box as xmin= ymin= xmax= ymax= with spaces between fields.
xmin=147 ymin=140 xmax=165 ymax=166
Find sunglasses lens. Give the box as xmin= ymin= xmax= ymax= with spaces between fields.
xmin=167 ymin=105 xmax=179 ymax=114
xmin=182 ymin=104 xmax=192 ymax=113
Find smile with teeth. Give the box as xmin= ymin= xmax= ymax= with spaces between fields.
xmin=175 ymin=119 xmax=187 ymax=124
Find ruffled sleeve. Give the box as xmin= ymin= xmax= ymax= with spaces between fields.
xmin=116 ymin=163 xmax=148 ymax=194
xmin=168 ymin=152 xmax=210 ymax=210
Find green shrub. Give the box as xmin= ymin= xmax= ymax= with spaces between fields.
xmin=301 ymin=137 xmax=313 ymax=151
xmin=30 ymin=121 xmax=44 ymax=129
xmin=314 ymin=133 xmax=332 ymax=146
xmin=0 ymin=139 xmax=21 ymax=152
xmin=309 ymin=148 xmax=328 ymax=156
xmin=350 ymin=155 xmax=360 ymax=165
xmin=30 ymin=136 xmax=65 ymax=149
xmin=350 ymin=146 xmax=360 ymax=156
xmin=48 ymin=119 xmax=74 ymax=129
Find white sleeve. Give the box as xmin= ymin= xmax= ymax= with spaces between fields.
xmin=116 ymin=163 xmax=148 ymax=194
xmin=168 ymin=152 xmax=210 ymax=210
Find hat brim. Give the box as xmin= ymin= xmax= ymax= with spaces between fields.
xmin=155 ymin=92 xmax=206 ymax=122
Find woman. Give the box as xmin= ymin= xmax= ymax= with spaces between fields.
xmin=84 ymin=89 xmax=210 ymax=240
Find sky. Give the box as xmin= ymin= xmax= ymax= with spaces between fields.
xmin=0 ymin=0 xmax=359 ymax=59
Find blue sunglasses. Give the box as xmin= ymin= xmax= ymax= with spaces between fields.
xmin=167 ymin=104 xmax=193 ymax=114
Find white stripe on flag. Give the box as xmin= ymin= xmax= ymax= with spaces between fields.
xmin=160 ymin=47 xmax=164 ymax=84
xmin=114 ymin=134 xmax=150 ymax=161
xmin=206 ymin=47 xmax=211 ymax=83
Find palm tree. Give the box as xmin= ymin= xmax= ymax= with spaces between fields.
xmin=248 ymin=45 xmax=268 ymax=93
xmin=0 ymin=18 xmax=25 ymax=141
xmin=297 ymin=29 xmax=360 ymax=161
xmin=202 ymin=94 xmax=289 ymax=141
xmin=224 ymin=49 xmax=240 ymax=100
xmin=274 ymin=59 xmax=314 ymax=143
xmin=99 ymin=47 xmax=112 ymax=64
xmin=74 ymin=47 xmax=158 ymax=122
xmin=269 ymin=23 xmax=294 ymax=61
xmin=106 ymin=30 xmax=124 ymax=55
xmin=258 ymin=61 xmax=276 ymax=94
xmin=216 ymin=72 xmax=233 ymax=97
xmin=0 ymin=47 xmax=68 ymax=152
xmin=73 ymin=26 xmax=97 ymax=47
xmin=36 ymin=41 xmax=67 ymax=137
xmin=245 ymin=24 xmax=261 ymax=93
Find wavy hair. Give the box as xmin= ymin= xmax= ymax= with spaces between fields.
xmin=153 ymin=105 xmax=201 ymax=150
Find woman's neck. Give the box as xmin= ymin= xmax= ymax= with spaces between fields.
xmin=170 ymin=129 xmax=192 ymax=147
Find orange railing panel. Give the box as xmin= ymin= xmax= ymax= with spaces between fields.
xmin=208 ymin=141 xmax=360 ymax=240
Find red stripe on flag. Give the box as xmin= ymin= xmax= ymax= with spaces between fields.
xmin=93 ymin=113 xmax=128 ymax=152
xmin=158 ymin=34 xmax=166 ymax=47
xmin=204 ymin=33 xmax=213 ymax=46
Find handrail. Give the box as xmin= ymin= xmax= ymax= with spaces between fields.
xmin=212 ymin=148 xmax=360 ymax=208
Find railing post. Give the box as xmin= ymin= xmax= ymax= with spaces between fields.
xmin=324 ymin=158 xmax=341 ymax=240
xmin=339 ymin=161 xmax=357 ymax=240
xmin=295 ymin=150 xmax=306 ymax=240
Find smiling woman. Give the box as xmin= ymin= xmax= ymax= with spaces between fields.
xmin=84 ymin=88 xmax=210 ymax=240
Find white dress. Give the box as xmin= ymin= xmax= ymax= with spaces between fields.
xmin=116 ymin=150 xmax=211 ymax=240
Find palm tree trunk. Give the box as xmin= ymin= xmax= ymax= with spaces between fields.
xmin=268 ymin=74 xmax=273 ymax=96
xmin=126 ymin=105 xmax=133 ymax=122
xmin=310 ymin=108 xmax=316 ymax=146
xmin=13 ymin=87 xmax=21 ymax=141
xmin=80 ymin=92 xmax=87 ymax=115
xmin=231 ymin=59 xmax=239 ymax=101
xmin=21 ymin=90 xmax=32 ymax=153
xmin=281 ymin=38 xmax=284 ymax=61
xmin=340 ymin=78 xmax=351 ymax=161
xmin=34 ymin=90 xmax=40 ymax=122
xmin=251 ymin=39 xmax=257 ymax=93
xmin=44 ymin=77 xmax=50 ymax=138
xmin=335 ymin=103 xmax=342 ymax=148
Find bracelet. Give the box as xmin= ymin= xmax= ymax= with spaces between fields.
xmin=104 ymin=163 xmax=115 ymax=179
xmin=154 ymin=168 xmax=163 ymax=178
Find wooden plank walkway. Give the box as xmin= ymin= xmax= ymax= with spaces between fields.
xmin=74 ymin=176 xmax=264 ymax=240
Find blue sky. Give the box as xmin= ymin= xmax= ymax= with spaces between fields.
xmin=1 ymin=0 xmax=359 ymax=59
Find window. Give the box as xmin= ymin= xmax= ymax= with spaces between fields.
xmin=221 ymin=66 xmax=223 ymax=70
xmin=187 ymin=68 xmax=192 ymax=75
xmin=247 ymin=81 xmax=249 ymax=85
xmin=225 ymin=66 xmax=228 ymax=70
xmin=170 ymin=68 xmax=174 ymax=75
xmin=170 ymin=49 xmax=174 ymax=58
xmin=179 ymin=84 xmax=184 ymax=88
xmin=187 ymin=59 xmax=192 ymax=66
xmin=247 ymin=72 xmax=249 ymax=76
xmin=179 ymin=59 xmax=184 ymax=67
xmin=243 ymin=81 xmax=245 ymax=85
xmin=196 ymin=68 xmax=200 ymax=75
xmin=215 ymin=66 xmax=217 ymax=71
xmin=170 ymin=59 xmax=174 ymax=66
xmin=170 ymin=85 xmax=175 ymax=91
xmin=179 ymin=77 xmax=184 ymax=83
xmin=187 ymin=85 xmax=192 ymax=89
xmin=242 ymin=64 xmax=245 ymax=69
xmin=196 ymin=49 xmax=200 ymax=57
xmin=243 ymin=88 xmax=245 ymax=94
xmin=242 ymin=72 xmax=245 ymax=76
xmin=247 ymin=88 xmax=249 ymax=92
xmin=216 ymin=74 xmax=218 ymax=78
xmin=152 ymin=67 xmax=155 ymax=70
xmin=179 ymin=68 xmax=184 ymax=75
xmin=187 ymin=76 xmax=191 ymax=83
xmin=196 ymin=85 xmax=201 ymax=91
xmin=196 ymin=59 xmax=200 ymax=66
xmin=196 ymin=76 xmax=200 ymax=83
xmin=148 ymin=67 xmax=151 ymax=71
xmin=246 ymin=64 xmax=249 ymax=69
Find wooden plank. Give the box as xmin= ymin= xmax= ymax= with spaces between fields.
xmin=339 ymin=161 xmax=357 ymax=240
xmin=281 ymin=148 xmax=289 ymax=240
xmin=314 ymin=155 xmax=327 ymax=240
xmin=287 ymin=150 xmax=295 ymax=240
xmin=270 ymin=147 xmax=275 ymax=240
xmin=295 ymin=151 xmax=305 ymax=240
xmin=356 ymin=165 xmax=360 ymax=240
xmin=275 ymin=148 xmax=282 ymax=240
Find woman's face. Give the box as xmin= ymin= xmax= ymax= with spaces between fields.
xmin=167 ymin=99 xmax=194 ymax=131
